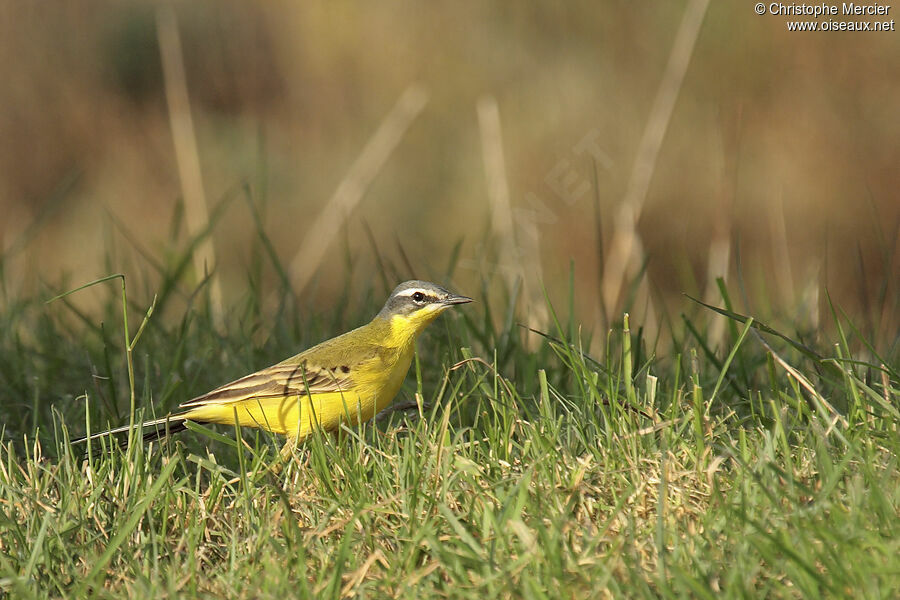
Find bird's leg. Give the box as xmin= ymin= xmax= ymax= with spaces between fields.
xmin=279 ymin=438 xmax=296 ymax=463
xmin=241 ymin=438 xmax=298 ymax=481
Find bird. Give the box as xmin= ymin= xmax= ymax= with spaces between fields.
xmin=73 ymin=280 xmax=471 ymax=450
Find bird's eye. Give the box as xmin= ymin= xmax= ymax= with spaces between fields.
xmin=412 ymin=291 xmax=426 ymax=303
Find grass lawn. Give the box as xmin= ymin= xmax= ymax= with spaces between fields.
xmin=0 ymin=257 xmax=897 ymax=598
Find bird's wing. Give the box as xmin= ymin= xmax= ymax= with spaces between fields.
xmin=179 ymin=358 xmax=354 ymax=410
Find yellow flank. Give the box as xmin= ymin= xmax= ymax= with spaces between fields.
xmin=181 ymin=391 xmax=370 ymax=439
xmin=74 ymin=280 xmax=471 ymax=448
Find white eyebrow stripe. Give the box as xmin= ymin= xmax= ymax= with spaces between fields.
xmin=394 ymin=288 xmax=429 ymax=297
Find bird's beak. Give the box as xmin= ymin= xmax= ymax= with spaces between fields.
xmin=442 ymin=294 xmax=473 ymax=306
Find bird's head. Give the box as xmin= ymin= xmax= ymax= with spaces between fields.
xmin=377 ymin=280 xmax=472 ymax=336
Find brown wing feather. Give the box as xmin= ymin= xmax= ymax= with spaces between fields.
xmin=179 ymin=359 xmax=353 ymax=409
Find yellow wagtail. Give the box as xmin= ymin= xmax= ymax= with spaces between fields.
xmin=75 ymin=280 xmax=471 ymax=448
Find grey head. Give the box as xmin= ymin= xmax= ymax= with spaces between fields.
xmin=377 ymin=280 xmax=472 ymax=319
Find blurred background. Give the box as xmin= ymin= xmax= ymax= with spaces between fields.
xmin=1 ymin=1 xmax=898 ymax=348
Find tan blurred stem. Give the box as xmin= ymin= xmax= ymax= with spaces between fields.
xmin=288 ymin=84 xmax=429 ymax=294
xmin=477 ymin=96 xmax=546 ymax=330
xmin=800 ymin=266 xmax=820 ymax=332
xmin=771 ymin=191 xmax=795 ymax=306
xmin=702 ymin=117 xmax=738 ymax=351
xmin=702 ymin=217 xmax=732 ymax=350
xmin=156 ymin=6 xmax=224 ymax=329
xmin=600 ymin=0 xmax=710 ymax=324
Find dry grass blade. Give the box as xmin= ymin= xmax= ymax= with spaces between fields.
xmin=601 ymin=0 xmax=711 ymax=319
xmin=703 ymin=216 xmax=732 ymax=350
xmin=340 ymin=550 xmax=387 ymax=598
xmin=476 ymin=97 xmax=514 ymax=248
xmin=771 ymin=192 xmax=796 ymax=306
xmin=156 ymin=6 xmax=225 ymax=330
xmin=288 ymin=84 xmax=429 ymax=294
xmin=477 ymin=95 xmax=547 ymax=331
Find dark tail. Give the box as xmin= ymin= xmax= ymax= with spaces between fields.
xmin=71 ymin=415 xmax=189 ymax=446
